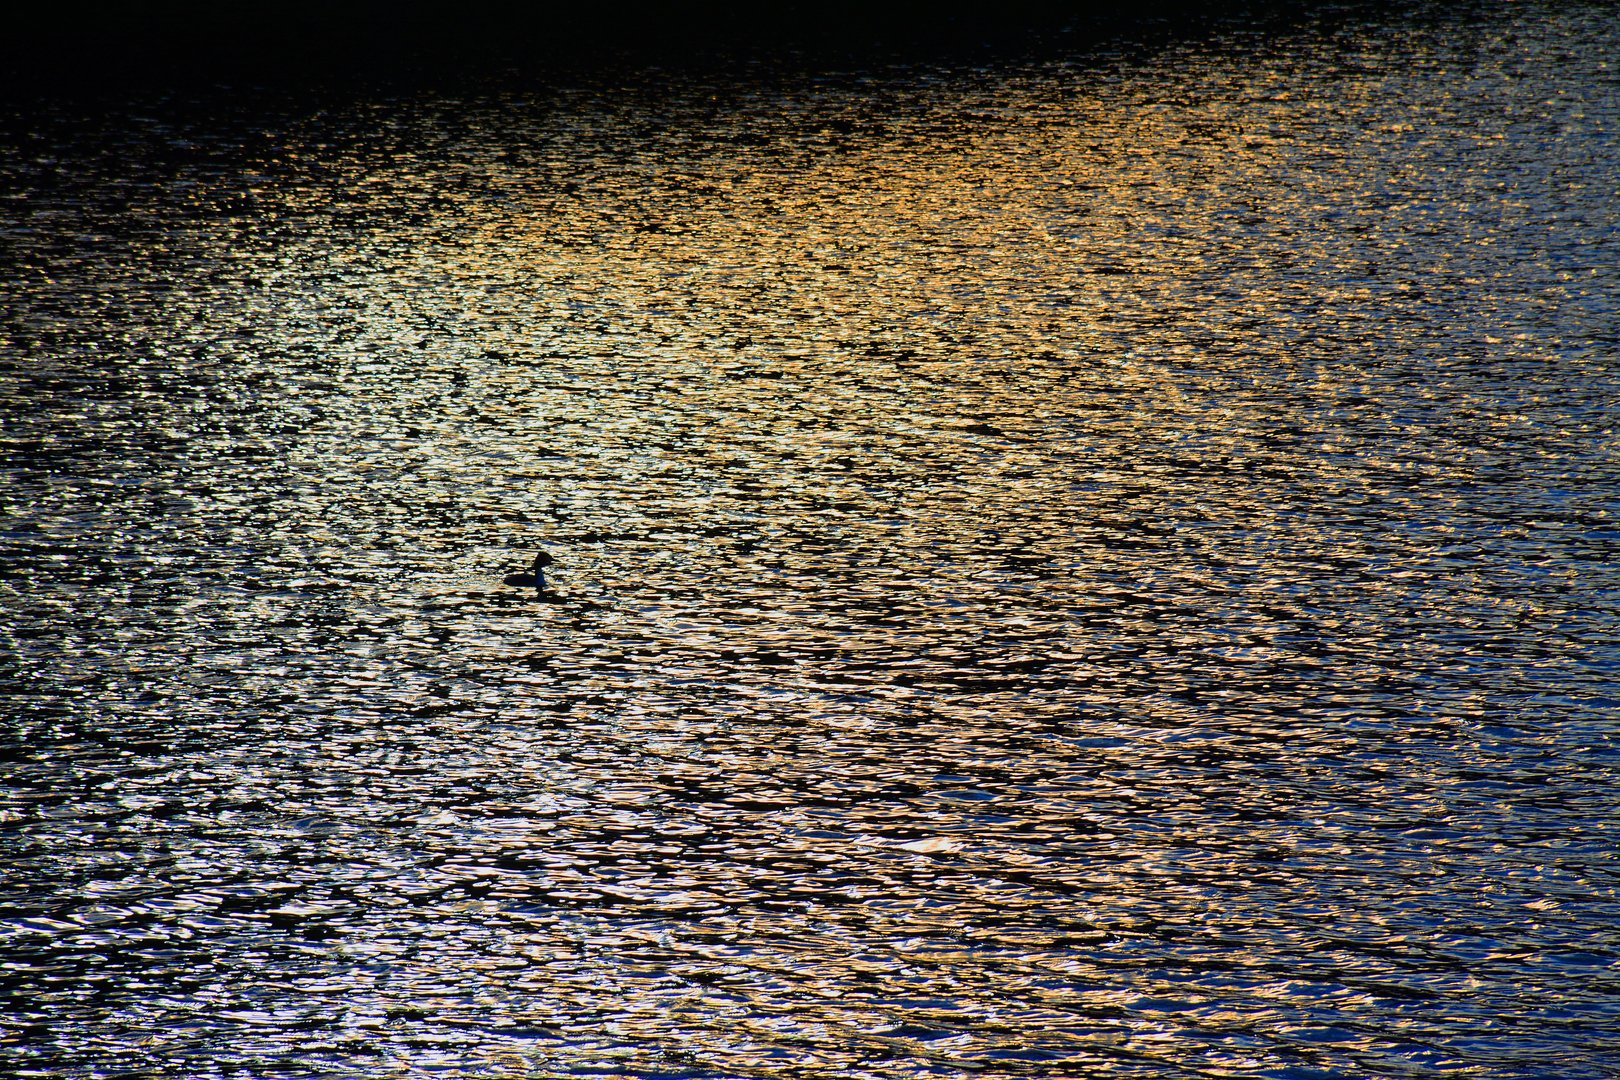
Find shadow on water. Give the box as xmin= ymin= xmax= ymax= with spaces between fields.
xmin=2 ymin=1 xmax=1618 ymax=1077
xmin=4 ymin=1 xmax=1393 ymax=93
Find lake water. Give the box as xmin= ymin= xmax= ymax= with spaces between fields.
xmin=2 ymin=3 xmax=1617 ymax=1077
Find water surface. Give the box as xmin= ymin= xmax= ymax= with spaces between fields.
xmin=3 ymin=3 xmax=1618 ymax=1077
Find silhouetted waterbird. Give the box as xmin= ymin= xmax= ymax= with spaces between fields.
xmin=502 ymin=551 xmax=554 ymax=592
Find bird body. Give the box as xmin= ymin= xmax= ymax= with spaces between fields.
xmin=502 ymin=550 xmax=554 ymax=592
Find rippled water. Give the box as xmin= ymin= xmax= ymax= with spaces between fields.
xmin=4 ymin=3 xmax=1618 ymax=1077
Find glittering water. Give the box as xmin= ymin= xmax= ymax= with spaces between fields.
xmin=3 ymin=4 xmax=1618 ymax=1078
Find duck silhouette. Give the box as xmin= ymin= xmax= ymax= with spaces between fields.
xmin=502 ymin=551 xmax=554 ymax=592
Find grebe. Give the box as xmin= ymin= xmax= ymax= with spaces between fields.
xmin=502 ymin=551 xmax=554 ymax=592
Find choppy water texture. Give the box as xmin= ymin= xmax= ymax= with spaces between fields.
xmin=3 ymin=3 xmax=1619 ymax=1077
